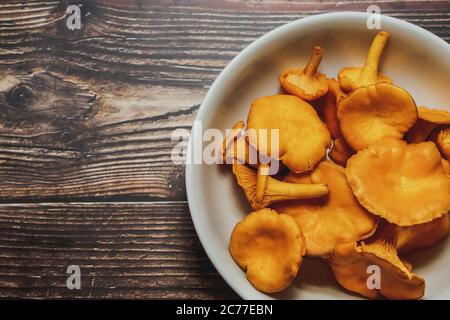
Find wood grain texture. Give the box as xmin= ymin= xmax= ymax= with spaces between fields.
xmin=0 ymin=0 xmax=448 ymax=299
xmin=0 ymin=202 xmax=238 ymax=299
xmin=0 ymin=0 xmax=449 ymax=200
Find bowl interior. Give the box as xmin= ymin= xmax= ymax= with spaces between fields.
xmin=187 ymin=12 xmax=450 ymax=300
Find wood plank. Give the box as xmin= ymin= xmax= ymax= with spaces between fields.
xmin=0 ymin=201 xmax=238 ymax=298
xmin=0 ymin=1 xmax=449 ymax=200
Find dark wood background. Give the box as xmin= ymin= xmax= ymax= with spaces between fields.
xmin=0 ymin=0 xmax=448 ymax=299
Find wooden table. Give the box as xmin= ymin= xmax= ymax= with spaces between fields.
xmin=0 ymin=0 xmax=448 ymax=299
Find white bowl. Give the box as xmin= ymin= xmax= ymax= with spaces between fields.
xmin=186 ymin=11 xmax=450 ymax=300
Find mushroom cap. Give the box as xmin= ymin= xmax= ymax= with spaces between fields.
xmin=337 ymin=83 xmax=418 ymax=151
xmin=417 ymin=106 xmax=450 ymax=124
xmin=329 ymin=137 xmax=354 ymax=167
xmin=330 ymin=224 xmax=425 ymax=300
xmin=279 ymin=46 xmax=328 ymax=101
xmin=436 ymin=127 xmax=450 ymax=159
xmin=229 ymin=208 xmax=305 ymax=293
xmin=339 ymin=67 xmax=392 ymax=92
xmin=406 ymin=107 xmax=450 ymax=143
xmin=247 ymin=94 xmax=331 ymax=173
xmin=273 ymin=161 xmax=377 ymax=257
xmin=280 ymin=68 xmax=328 ymax=101
xmin=397 ymin=214 xmax=450 ymax=254
xmin=346 ymin=138 xmax=450 ymax=226
xmin=329 ymin=241 xmax=379 ymax=299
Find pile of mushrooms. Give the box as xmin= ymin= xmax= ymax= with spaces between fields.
xmin=222 ymin=31 xmax=450 ymax=299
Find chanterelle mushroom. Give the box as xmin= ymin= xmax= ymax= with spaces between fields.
xmin=338 ymin=31 xmax=391 ymax=92
xmin=406 ymin=106 xmax=450 ymax=143
xmin=222 ymin=121 xmax=246 ymax=161
xmin=397 ymin=214 xmax=450 ymax=254
xmin=329 ymin=222 xmax=425 ymax=300
xmin=337 ymin=82 xmax=418 ymax=151
xmin=273 ymin=161 xmax=377 ymax=257
xmin=346 ymin=138 xmax=450 ymax=226
xmin=312 ymin=79 xmax=354 ymax=166
xmin=315 ymin=79 xmax=345 ymax=140
xmin=436 ymin=127 xmax=450 ymax=159
xmin=232 ymin=162 xmax=328 ymax=210
xmin=442 ymin=158 xmax=450 ymax=175
xmin=279 ymin=46 xmax=328 ymax=101
xmin=247 ymin=94 xmax=331 ymax=173
xmin=329 ymin=137 xmax=354 ymax=167
xmin=221 ymin=121 xmax=258 ymax=167
xmin=229 ymin=208 xmax=305 ymax=293
xmin=417 ymin=106 xmax=450 ymax=123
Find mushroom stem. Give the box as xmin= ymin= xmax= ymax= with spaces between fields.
xmin=256 ymin=164 xmax=269 ymax=203
xmin=305 ymin=46 xmax=324 ymax=77
xmin=358 ymin=31 xmax=390 ymax=86
xmin=233 ymin=162 xmax=329 ymax=211
xmin=264 ymin=178 xmax=328 ymax=201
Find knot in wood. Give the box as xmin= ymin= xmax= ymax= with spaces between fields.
xmin=6 ymin=84 xmax=34 ymax=109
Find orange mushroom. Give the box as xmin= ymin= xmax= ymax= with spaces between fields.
xmin=273 ymin=161 xmax=377 ymax=257
xmin=442 ymin=158 xmax=450 ymax=175
xmin=279 ymin=46 xmax=328 ymax=101
xmin=232 ymin=162 xmax=328 ymax=210
xmin=329 ymin=137 xmax=354 ymax=167
xmin=337 ymin=82 xmax=418 ymax=151
xmin=417 ymin=106 xmax=450 ymax=123
xmin=407 ymin=119 xmax=440 ymax=144
xmin=222 ymin=125 xmax=258 ymax=168
xmin=222 ymin=32 xmax=450 ymax=298
xmin=229 ymin=208 xmax=305 ymax=293
xmin=315 ymin=79 xmax=345 ymax=140
xmin=338 ymin=31 xmax=392 ymax=92
xmin=312 ymin=80 xmax=354 ymax=165
xmin=329 ymin=222 xmax=425 ymax=300
xmin=247 ymin=94 xmax=331 ymax=173
xmin=406 ymin=106 xmax=450 ymax=143
xmin=222 ymin=121 xmax=246 ymax=162
xmin=436 ymin=127 xmax=450 ymax=159
xmin=397 ymin=214 xmax=450 ymax=254
xmin=346 ymin=138 xmax=450 ymax=226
